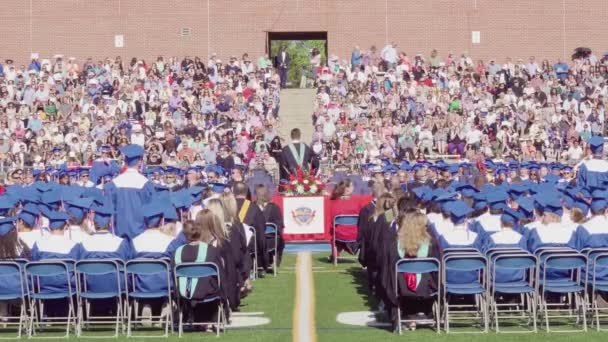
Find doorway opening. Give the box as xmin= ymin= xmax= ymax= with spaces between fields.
xmin=267 ymin=31 xmax=328 ymax=88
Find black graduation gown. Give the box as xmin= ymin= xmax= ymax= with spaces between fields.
xmin=236 ymin=198 xmax=269 ymax=270
xmin=280 ymin=142 xmax=313 ymax=176
xmin=261 ymin=202 xmax=285 ymax=266
xmin=226 ymin=221 xmax=251 ymax=282
xmin=384 ymin=236 xmax=441 ymax=325
xmin=173 ymin=243 xmax=223 ymax=301
xmin=357 ymin=201 xmax=376 ymax=267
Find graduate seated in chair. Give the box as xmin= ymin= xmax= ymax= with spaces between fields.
xmin=0 ymin=217 xmax=30 ymax=318
xmin=130 ymin=200 xmax=181 ymax=324
xmin=64 ymin=197 xmax=94 ymax=243
xmin=392 ymin=211 xmax=440 ymax=331
xmin=17 ymin=203 xmax=44 ymax=250
xmin=436 ymin=200 xmax=482 ymax=251
xmin=172 ymin=216 xmax=227 ymax=328
xmin=526 ymin=191 xmax=576 ymax=253
xmin=481 ymin=208 xmax=527 ymax=253
xmin=255 ymin=184 xmax=285 ymax=268
xmin=470 ymin=189 xmax=508 ymax=234
xmin=572 ymin=191 xmax=608 ymax=251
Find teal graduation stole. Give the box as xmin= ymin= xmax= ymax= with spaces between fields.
xmin=174 ymin=243 xmax=208 ymax=299
xmin=288 ymin=143 xmax=306 ymax=167
xmin=398 ymin=240 xmax=430 ymax=287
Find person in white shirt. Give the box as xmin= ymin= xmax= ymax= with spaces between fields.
xmin=131 ymin=124 xmax=145 ymax=147
xmin=465 ymin=126 xmax=483 ymax=150
xmin=567 ymin=139 xmax=584 ymax=162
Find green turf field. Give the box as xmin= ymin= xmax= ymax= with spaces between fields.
xmin=18 ymin=252 xmax=608 ymax=341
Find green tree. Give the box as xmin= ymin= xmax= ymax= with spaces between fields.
xmin=271 ymin=40 xmax=326 ymax=87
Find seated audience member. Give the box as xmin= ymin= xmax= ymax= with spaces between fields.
xmin=329 ymin=179 xmax=364 ymax=260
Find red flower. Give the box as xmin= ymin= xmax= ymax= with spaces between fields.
xmin=304 ymin=184 xmax=310 ymax=191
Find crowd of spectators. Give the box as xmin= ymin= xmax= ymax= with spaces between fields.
xmin=310 ymin=44 xmax=608 ymax=176
xmin=0 ymin=53 xmax=283 ymax=185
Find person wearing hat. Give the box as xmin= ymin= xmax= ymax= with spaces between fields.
xmin=17 ymin=203 xmax=43 ymax=249
xmin=470 ymin=190 xmax=508 ymax=234
xmin=480 ymin=208 xmax=527 ymax=252
xmin=129 ymin=199 xmax=177 ymax=324
xmin=76 ymin=168 xmax=95 ymax=188
xmin=571 ymin=190 xmax=608 ymax=251
xmin=575 ymin=136 xmax=608 ymax=188
xmin=80 ymin=200 xmax=132 ymax=296
xmin=105 ymin=144 xmax=155 ymax=239
xmin=436 ymin=200 xmax=482 ymax=251
xmin=64 ymin=197 xmax=94 ymax=243
xmin=527 ymin=192 xmax=575 ymax=253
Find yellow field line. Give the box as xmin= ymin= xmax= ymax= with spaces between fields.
xmin=293 ymin=252 xmax=316 ymax=342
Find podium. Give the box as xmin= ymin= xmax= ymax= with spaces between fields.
xmin=272 ymin=195 xmax=371 ymax=242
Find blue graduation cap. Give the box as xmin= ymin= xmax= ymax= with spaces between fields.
xmin=78 ymin=167 xmax=91 ymax=176
xmin=543 ymin=174 xmax=560 ymax=184
xmin=456 ymin=184 xmax=479 ymax=198
xmin=93 ymin=200 xmax=114 ymax=228
xmin=120 ymin=144 xmax=144 ymax=166
xmin=0 ymin=217 xmax=16 ymax=236
xmin=209 ymin=182 xmax=229 ymax=193
xmin=446 ymin=200 xmax=473 ymax=224
xmin=486 ymin=190 xmax=509 ymax=210
xmin=399 ymin=161 xmax=411 ymax=171
xmin=164 ymin=166 xmax=182 ymax=176
xmin=588 ymin=136 xmax=605 ymax=154
xmin=142 ymin=200 xmax=165 ymax=227
xmin=189 ymin=186 xmax=206 ymax=204
xmin=32 ymin=169 xmax=43 ymax=178
xmin=515 ymin=197 xmax=535 ymax=218
xmin=562 ymin=165 xmax=573 ymax=173
xmin=535 ymin=191 xmax=564 ymax=216
xmin=0 ymin=196 xmax=15 ymax=216
xmin=60 ymin=185 xmax=85 ymax=202
xmin=47 ymin=211 xmax=70 ymax=230
xmin=171 ymin=190 xmax=193 ymax=210
xmin=501 ymin=208 xmax=522 ymax=224
xmin=41 ymin=189 xmax=62 ymax=209
xmin=493 ymin=167 xmax=507 ymax=177
xmin=412 ymin=185 xmax=432 ymax=200
xmin=507 ymin=183 xmax=528 ymax=199
xmin=33 ymin=181 xmax=53 ymax=193
xmin=206 ymin=164 xmax=226 ymax=176
xmin=65 ymin=197 xmax=93 ymax=222
xmin=447 ymin=164 xmax=460 ymax=175
xmin=472 ymin=191 xmax=487 ymax=210
xmin=382 ymin=164 xmax=398 ymax=175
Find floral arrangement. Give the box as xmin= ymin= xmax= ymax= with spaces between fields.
xmin=283 ymin=168 xmax=325 ymax=196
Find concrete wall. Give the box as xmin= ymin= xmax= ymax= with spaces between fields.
xmin=1 ymin=0 xmax=607 ymax=65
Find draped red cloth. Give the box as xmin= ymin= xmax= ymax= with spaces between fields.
xmin=272 ymin=195 xmax=372 ymax=242
xmin=404 ymin=273 xmax=418 ymax=291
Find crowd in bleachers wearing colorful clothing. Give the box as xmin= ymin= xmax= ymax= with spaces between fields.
xmin=0 ymin=142 xmax=285 ymax=335
xmin=309 ymin=45 xmax=608 ymax=174
xmin=0 ymin=53 xmax=283 ymax=186
xmin=342 ymin=133 xmax=608 ymax=332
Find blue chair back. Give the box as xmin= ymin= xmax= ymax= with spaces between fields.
xmin=396 ymin=258 xmax=440 ymax=274
xmin=26 ymin=261 xmax=71 ymax=277
xmin=444 ymin=255 xmax=487 ymax=272
xmin=174 ymin=262 xmax=221 ymax=299
xmin=126 ymin=259 xmax=169 ymax=275
xmin=494 ymin=254 xmax=536 ymax=270
xmin=76 ymin=260 xmax=121 ymax=275
xmin=544 ymin=254 xmax=586 ymax=270
xmin=0 ymin=261 xmax=26 ymax=297
xmin=334 ymin=215 xmax=358 ymax=226
xmin=265 ymin=223 xmax=278 ymax=235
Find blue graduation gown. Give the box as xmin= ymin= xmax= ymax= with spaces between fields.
xmin=572 ymin=216 xmax=608 ymax=251
xmin=90 ymin=159 xmax=119 ymax=185
xmin=81 ymin=232 xmax=132 ymax=293
xmin=105 ymin=169 xmax=155 ymax=239
xmin=527 ymin=223 xmax=577 ymax=281
xmin=482 ymin=229 xmax=528 ymax=284
xmin=470 ymin=213 xmax=502 ymax=234
xmin=437 ymin=227 xmax=482 ymax=285
xmin=130 ymin=230 xmax=175 ymax=293
xmin=576 ymin=159 xmax=608 ymax=189
xmin=31 ymin=235 xmax=82 ymax=293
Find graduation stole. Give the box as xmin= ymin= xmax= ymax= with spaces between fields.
xmin=288 ymin=143 xmax=306 ymax=167
xmin=239 ymin=200 xmax=251 ymax=223
xmin=174 ymin=243 xmax=208 ymax=299
xmin=398 ymin=241 xmax=430 ymax=291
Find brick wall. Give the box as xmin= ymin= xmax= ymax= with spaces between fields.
xmin=1 ymin=0 xmax=607 ymax=65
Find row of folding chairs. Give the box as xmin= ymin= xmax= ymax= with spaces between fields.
xmin=394 ymin=246 xmax=608 ymax=334
xmin=250 ymin=223 xmax=280 ymax=279
xmin=0 ymin=258 xmax=225 ymax=339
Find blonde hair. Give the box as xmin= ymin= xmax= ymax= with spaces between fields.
xmin=194 ymin=209 xmax=225 ymax=245
xmin=220 ymin=192 xmax=238 ymax=225
xmin=397 ymin=211 xmax=430 ymax=256
xmin=206 ymin=199 xmax=227 ymax=233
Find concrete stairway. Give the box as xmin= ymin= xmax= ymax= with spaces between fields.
xmin=277 ymin=89 xmax=316 ymax=144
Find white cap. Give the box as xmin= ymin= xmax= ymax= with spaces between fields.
xmin=30 ymin=53 xmax=39 ymax=59
xmin=53 ymin=54 xmax=64 ymax=59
